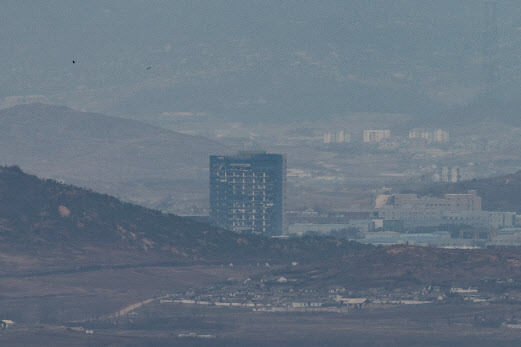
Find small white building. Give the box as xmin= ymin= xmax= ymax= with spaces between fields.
xmin=291 ymin=302 xmax=322 ymax=308
xmin=1 ymin=320 xmax=14 ymax=329
xmin=450 ymin=288 xmax=478 ymax=296
xmin=336 ymin=298 xmax=369 ymax=309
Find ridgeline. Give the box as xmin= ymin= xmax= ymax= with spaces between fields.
xmin=0 ymin=166 xmax=367 ymax=265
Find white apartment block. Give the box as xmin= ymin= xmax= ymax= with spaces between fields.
xmin=363 ymin=130 xmax=390 ymax=143
xmin=433 ymin=166 xmax=461 ymax=183
xmin=409 ymin=128 xmax=449 ymax=143
xmin=433 ymin=129 xmax=449 ymax=143
xmin=324 ymin=131 xmax=351 ymax=143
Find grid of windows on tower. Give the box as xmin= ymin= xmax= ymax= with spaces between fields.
xmin=209 ymin=152 xmax=286 ymax=236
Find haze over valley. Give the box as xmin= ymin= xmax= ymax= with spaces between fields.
xmin=4 ymin=1 xmax=521 ymax=346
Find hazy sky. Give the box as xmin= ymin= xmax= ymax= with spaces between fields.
xmin=1 ymin=1 xmax=520 ymax=123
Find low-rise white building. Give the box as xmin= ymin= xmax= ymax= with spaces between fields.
xmin=291 ymin=302 xmax=323 ymax=308
xmin=335 ymin=298 xmax=369 ymax=308
xmin=1 ymin=320 xmax=14 ymax=329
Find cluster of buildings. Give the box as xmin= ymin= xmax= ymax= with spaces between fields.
xmin=161 ymin=273 xmax=340 ymax=312
xmin=209 ymin=151 xmax=518 ymax=247
xmin=158 ymin=267 xmax=515 ymax=315
xmin=322 ymin=128 xmax=449 ymax=145
xmin=374 ymin=190 xmax=515 ymax=232
xmin=285 ymin=190 xmax=518 ymax=247
xmin=322 ymin=129 xmax=392 ymax=144
xmin=160 ymin=270 xmax=443 ymax=313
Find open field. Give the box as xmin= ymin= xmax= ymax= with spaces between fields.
xmin=3 ymin=302 xmax=521 ymax=346
xmin=0 ymin=265 xmax=263 ymax=323
xmin=2 ymin=254 xmax=521 ymax=346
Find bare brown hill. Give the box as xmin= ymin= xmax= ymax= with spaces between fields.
xmin=0 ymin=166 xmax=369 ymax=274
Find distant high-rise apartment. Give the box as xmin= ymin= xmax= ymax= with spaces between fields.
xmin=441 ymin=166 xmax=461 ymax=183
xmin=432 ymin=166 xmax=461 ymax=183
xmin=209 ymin=151 xmax=286 ymax=236
xmin=409 ymin=129 xmax=449 ymax=143
xmin=432 ymin=129 xmax=450 ymax=143
xmin=324 ymin=130 xmax=351 ymax=144
xmin=363 ymin=130 xmax=390 ymax=143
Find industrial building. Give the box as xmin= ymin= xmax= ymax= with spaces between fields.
xmin=209 ymin=151 xmax=286 ymax=236
xmin=374 ymin=190 xmax=515 ymax=231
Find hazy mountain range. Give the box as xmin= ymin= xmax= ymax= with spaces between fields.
xmin=2 ymin=1 xmax=521 ymax=124
xmin=0 ymin=103 xmax=227 ymax=210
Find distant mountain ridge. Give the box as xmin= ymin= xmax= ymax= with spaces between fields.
xmin=0 ymin=103 xmax=171 ymax=139
xmin=0 ymin=165 xmax=220 ymax=255
xmin=3 ymin=1 xmax=521 ymax=123
xmin=0 ymin=103 xmax=228 ymax=211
